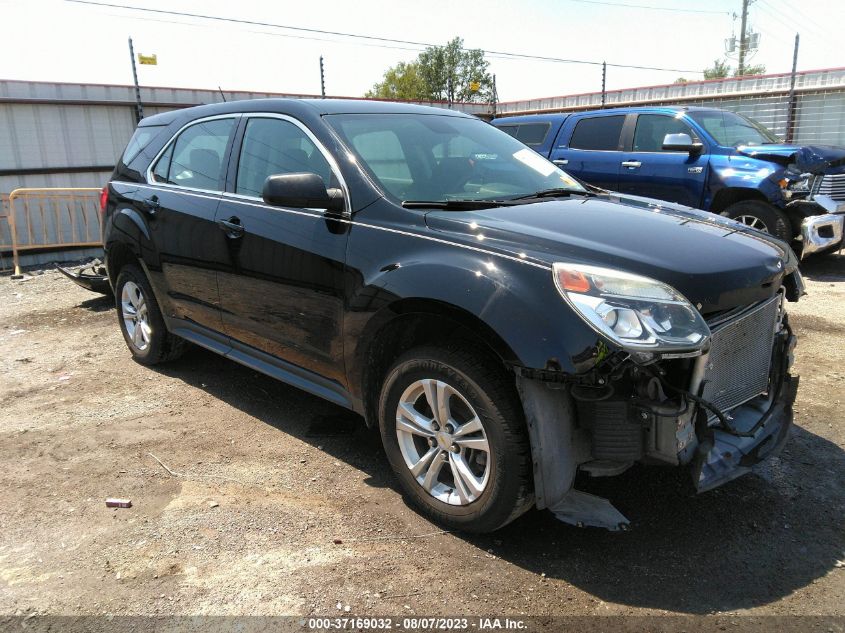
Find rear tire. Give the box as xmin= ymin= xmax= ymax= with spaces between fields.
xmin=722 ymin=200 xmax=792 ymax=242
xmin=377 ymin=345 xmax=533 ymax=533
xmin=115 ymin=264 xmax=185 ymax=365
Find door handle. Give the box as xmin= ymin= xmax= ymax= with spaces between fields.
xmin=621 ymin=161 xmax=642 ymax=169
xmin=141 ymin=195 xmax=160 ymax=214
xmin=553 ymin=159 xmax=569 ymax=166
xmin=217 ymin=216 xmax=245 ymax=239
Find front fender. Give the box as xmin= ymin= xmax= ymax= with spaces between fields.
xmin=343 ymin=230 xmax=603 ymax=400
xmin=706 ymin=155 xmax=789 ymax=209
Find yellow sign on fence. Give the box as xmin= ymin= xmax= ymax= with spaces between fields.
xmin=138 ymin=54 xmax=157 ymax=65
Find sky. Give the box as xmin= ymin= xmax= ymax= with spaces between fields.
xmin=0 ymin=0 xmax=843 ymax=102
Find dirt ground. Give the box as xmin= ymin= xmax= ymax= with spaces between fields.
xmin=1 ymin=254 xmax=844 ymax=622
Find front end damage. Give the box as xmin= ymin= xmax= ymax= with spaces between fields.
xmin=516 ymin=291 xmax=799 ymax=531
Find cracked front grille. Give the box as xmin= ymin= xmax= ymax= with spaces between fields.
xmin=701 ymin=295 xmax=781 ymax=413
xmin=816 ymin=173 xmax=845 ymax=202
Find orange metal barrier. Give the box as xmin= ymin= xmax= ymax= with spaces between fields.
xmin=2 ymin=188 xmax=102 ymax=275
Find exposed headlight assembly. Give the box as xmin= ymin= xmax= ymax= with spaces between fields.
xmin=779 ymin=172 xmax=814 ymax=199
xmin=553 ymin=263 xmax=710 ymax=353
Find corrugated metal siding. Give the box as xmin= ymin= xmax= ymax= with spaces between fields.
xmin=0 ymin=103 xmax=131 ymax=170
xmin=494 ymin=68 xmax=845 ymax=146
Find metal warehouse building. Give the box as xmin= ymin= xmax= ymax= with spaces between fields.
xmin=2 ymin=68 xmax=845 ymax=270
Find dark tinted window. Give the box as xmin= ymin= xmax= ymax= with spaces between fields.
xmin=568 ymin=115 xmax=625 ymax=151
xmin=633 ymin=114 xmax=695 ymax=152
xmin=151 ymin=144 xmax=172 ymax=182
xmin=122 ymin=126 xmax=161 ymax=165
xmin=515 ymin=123 xmax=551 ymax=146
xmin=236 ymin=118 xmax=332 ymax=197
xmin=151 ymin=118 xmax=235 ymax=190
xmin=497 ymin=125 xmax=518 ymax=138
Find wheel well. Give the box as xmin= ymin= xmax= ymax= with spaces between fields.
xmin=359 ymin=301 xmax=519 ymax=428
xmin=709 ymin=187 xmax=769 ymax=214
xmin=105 ymin=242 xmax=138 ymax=285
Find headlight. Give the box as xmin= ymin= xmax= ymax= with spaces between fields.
xmin=553 ymin=263 xmax=710 ymax=352
xmin=779 ymin=173 xmax=813 ymax=198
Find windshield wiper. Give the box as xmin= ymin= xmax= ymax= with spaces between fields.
xmin=511 ymin=187 xmax=594 ymax=200
xmin=401 ymin=199 xmax=516 ymax=210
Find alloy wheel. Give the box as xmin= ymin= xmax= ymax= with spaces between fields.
xmin=735 ymin=214 xmax=769 ymax=232
xmin=395 ymin=379 xmax=491 ymax=506
xmin=121 ymin=280 xmax=151 ymax=352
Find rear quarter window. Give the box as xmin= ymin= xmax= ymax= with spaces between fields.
xmin=568 ymin=115 xmax=626 ymax=151
xmin=120 ymin=125 xmax=166 ymax=167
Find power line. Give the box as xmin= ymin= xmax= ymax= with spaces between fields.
xmin=754 ymin=0 xmax=840 ymax=58
xmin=64 ymin=0 xmax=704 ymax=74
xmin=563 ymin=0 xmax=729 ymax=14
xmin=758 ymin=0 xmax=837 ymax=41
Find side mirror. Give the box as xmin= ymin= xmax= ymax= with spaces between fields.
xmin=262 ymin=172 xmax=345 ymax=213
xmin=662 ymin=133 xmax=704 ymax=154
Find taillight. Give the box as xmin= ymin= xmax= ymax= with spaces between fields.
xmin=99 ymin=186 xmax=109 ymax=214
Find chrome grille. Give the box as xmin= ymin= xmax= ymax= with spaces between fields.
xmin=701 ymin=295 xmax=781 ymax=413
xmin=816 ymin=173 xmax=845 ymax=202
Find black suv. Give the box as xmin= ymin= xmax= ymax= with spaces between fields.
xmin=103 ymin=99 xmax=802 ymax=532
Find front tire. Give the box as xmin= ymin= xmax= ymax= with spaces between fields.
xmin=377 ymin=345 xmax=533 ymax=533
xmin=115 ymin=264 xmax=185 ymax=365
xmin=722 ymin=200 xmax=792 ymax=241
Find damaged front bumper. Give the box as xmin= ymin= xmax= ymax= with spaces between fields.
xmin=517 ymin=295 xmax=799 ymax=531
xmin=800 ymin=212 xmax=844 ymax=257
xmin=693 ymin=372 xmax=798 ymax=493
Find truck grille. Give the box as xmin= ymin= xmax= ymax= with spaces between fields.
xmin=815 ymin=173 xmax=845 ymax=202
xmin=700 ymin=295 xmax=781 ymax=413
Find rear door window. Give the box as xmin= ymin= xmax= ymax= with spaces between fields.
xmin=494 ymin=123 xmax=550 ymax=146
xmin=568 ymin=115 xmax=625 ymax=151
xmin=515 ymin=123 xmax=551 ymax=146
xmin=150 ymin=118 xmax=235 ymax=191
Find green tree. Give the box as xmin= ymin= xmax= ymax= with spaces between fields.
xmin=704 ymin=59 xmax=731 ymax=79
xmin=365 ymin=37 xmax=493 ymax=103
xmin=703 ymin=59 xmax=767 ymax=80
xmin=365 ymin=61 xmax=426 ymax=100
xmin=735 ymin=63 xmax=766 ymax=77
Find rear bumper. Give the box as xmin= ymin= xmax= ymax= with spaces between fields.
xmin=692 ymin=372 xmax=798 ymax=493
xmin=800 ymin=212 xmax=844 ymax=257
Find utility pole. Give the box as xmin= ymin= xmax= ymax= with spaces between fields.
xmin=737 ymin=0 xmax=750 ymax=76
xmin=786 ymin=33 xmax=800 ymax=143
xmin=491 ymin=74 xmax=498 ymax=117
xmin=601 ymin=61 xmax=607 ymax=108
xmin=128 ymin=37 xmax=144 ymax=122
xmin=319 ymin=55 xmax=326 ymax=98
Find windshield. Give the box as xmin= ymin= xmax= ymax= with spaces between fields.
xmin=688 ymin=110 xmax=781 ymax=147
xmin=324 ymin=113 xmax=586 ymax=203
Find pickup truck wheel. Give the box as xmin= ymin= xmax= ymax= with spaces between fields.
xmin=115 ymin=264 xmax=185 ymax=365
xmin=722 ymin=200 xmax=792 ymax=241
xmin=378 ymin=345 xmax=533 ymax=533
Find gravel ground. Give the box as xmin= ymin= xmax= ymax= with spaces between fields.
xmin=0 ymin=254 xmax=843 ymax=621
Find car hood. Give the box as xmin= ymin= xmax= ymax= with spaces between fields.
xmin=424 ymin=193 xmax=794 ymax=314
xmin=736 ymin=144 xmax=845 ymax=172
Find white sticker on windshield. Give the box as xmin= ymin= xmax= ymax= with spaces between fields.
xmin=513 ymin=148 xmax=557 ymax=177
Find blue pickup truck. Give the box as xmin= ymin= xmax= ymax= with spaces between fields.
xmin=491 ymin=106 xmax=845 ymax=256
